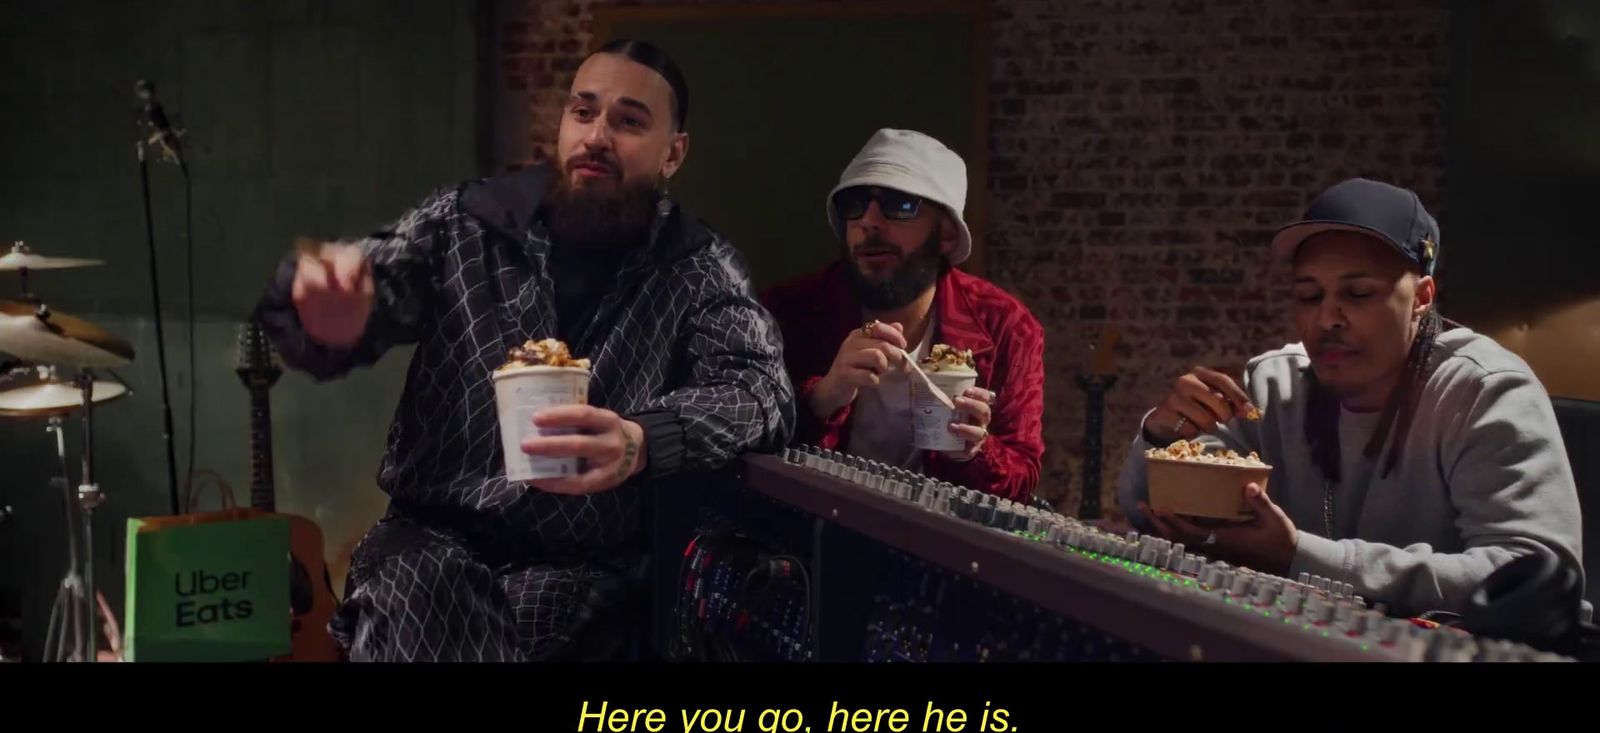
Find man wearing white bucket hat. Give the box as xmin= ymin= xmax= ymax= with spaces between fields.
xmin=763 ymin=129 xmax=1045 ymax=501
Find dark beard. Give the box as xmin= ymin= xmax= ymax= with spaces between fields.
xmin=541 ymin=169 xmax=661 ymax=250
xmin=843 ymin=231 xmax=944 ymax=311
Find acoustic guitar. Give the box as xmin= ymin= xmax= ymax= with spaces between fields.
xmin=235 ymin=319 xmax=342 ymax=662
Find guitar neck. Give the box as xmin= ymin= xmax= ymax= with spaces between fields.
xmin=1075 ymin=374 xmax=1117 ymax=520
xmin=247 ymin=386 xmax=276 ymax=513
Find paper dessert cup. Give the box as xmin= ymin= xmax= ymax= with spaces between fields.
xmin=910 ymin=368 xmax=977 ymax=451
xmin=1145 ymin=456 xmax=1273 ymax=522
xmin=493 ymin=364 xmax=591 ymax=482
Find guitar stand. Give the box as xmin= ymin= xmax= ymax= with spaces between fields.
xmin=42 ymin=414 xmax=86 ymax=661
xmin=40 ymin=371 xmax=106 ymax=662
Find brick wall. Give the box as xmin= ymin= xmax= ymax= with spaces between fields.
xmin=500 ymin=0 xmax=1448 ymax=515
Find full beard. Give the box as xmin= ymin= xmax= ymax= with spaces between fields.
xmin=843 ymin=230 xmax=944 ymax=311
xmin=542 ymin=163 xmax=662 ymax=250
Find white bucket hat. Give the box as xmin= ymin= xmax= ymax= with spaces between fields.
xmin=826 ymin=128 xmax=973 ymax=265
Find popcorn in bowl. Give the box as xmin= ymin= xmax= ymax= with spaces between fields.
xmin=1145 ymin=439 xmax=1267 ymax=467
xmin=921 ymin=344 xmax=975 ymax=373
xmin=497 ymin=338 xmax=591 ymax=371
xmin=1144 ymin=440 xmax=1273 ymax=522
xmin=492 ymin=338 xmax=592 ymax=482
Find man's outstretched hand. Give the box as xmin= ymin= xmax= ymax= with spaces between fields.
xmin=291 ymin=240 xmax=374 ymax=349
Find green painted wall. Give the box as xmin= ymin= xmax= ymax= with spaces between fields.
xmin=599 ymin=11 xmax=981 ymax=292
xmin=1443 ymin=0 xmax=1600 ymax=325
xmin=0 ymin=0 xmax=484 ymax=660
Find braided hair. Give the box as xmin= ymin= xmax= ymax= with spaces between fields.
xmin=1304 ymin=306 xmax=1445 ymax=481
xmin=595 ymin=39 xmax=689 ymax=132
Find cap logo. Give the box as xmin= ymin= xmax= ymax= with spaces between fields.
xmin=1420 ymin=237 xmax=1435 ymax=261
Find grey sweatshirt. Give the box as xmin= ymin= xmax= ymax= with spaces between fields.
xmin=1116 ymin=328 xmax=1587 ymax=619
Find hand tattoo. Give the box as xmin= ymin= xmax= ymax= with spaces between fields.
xmin=615 ymin=431 xmax=639 ymax=483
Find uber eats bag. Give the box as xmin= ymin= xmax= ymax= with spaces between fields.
xmin=123 ymin=509 xmax=290 ymax=662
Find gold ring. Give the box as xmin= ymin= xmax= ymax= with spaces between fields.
xmin=861 ymin=320 xmax=878 ymax=336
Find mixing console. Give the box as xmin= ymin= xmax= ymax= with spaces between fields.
xmin=670 ymin=518 xmax=813 ymax=663
xmin=862 ymin=549 xmax=1160 ymax=662
xmin=755 ymin=445 xmax=1572 ymax=663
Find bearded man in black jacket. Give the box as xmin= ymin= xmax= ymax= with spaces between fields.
xmin=255 ymin=40 xmax=794 ymax=662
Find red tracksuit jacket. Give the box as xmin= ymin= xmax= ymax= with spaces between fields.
xmin=761 ymin=262 xmax=1045 ymax=501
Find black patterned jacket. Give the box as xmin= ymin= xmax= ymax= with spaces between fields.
xmin=257 ymin=164 xmax=795 ymax=556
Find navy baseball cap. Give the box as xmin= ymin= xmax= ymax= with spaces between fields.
xmin=1270 ymin=178 xmax=1440 ymax=276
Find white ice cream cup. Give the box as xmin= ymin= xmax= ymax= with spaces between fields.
xmin=492 ymin=364 xmax=591 ymax=482
xmin=911 ymin=367 xmax=977 ymax=451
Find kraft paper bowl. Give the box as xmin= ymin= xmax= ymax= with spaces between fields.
xmin=1145 ymin=456 xmax=1273 ymax=522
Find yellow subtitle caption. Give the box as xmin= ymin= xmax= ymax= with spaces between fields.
xmin=577 ymin=701 xmax=1015 ymax=733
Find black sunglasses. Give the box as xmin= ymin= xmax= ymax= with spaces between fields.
xmin=833 ymin=186 xmax=923 ymax=221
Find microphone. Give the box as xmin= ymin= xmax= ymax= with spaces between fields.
xmin=135 ymin=79 xmax=186 ymax=174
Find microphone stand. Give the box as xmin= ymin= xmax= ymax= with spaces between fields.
xmin=136 ymin=136 xmax=182 ymax=516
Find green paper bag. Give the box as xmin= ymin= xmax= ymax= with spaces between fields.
xmin=124 ymin=511 xmax=291 ymax=662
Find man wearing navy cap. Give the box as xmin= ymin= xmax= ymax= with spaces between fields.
xmin=1115 ymin=178 xmax=1586 ymax=618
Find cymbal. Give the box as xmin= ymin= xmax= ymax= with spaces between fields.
xmin=0 ymin=300 xmax=135 ymax=368
xmin=0 ymin=241 xmax=103 ymax=272
xmin=0 ymin=377 xmax=127 ymax=417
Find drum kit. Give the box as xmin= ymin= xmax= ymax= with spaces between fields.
xmin=0 ymin=240 xmax=135 ymax=662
